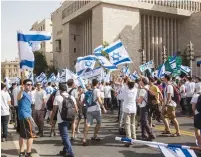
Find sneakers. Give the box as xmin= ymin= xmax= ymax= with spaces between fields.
xmin=36 ymin=132 xmax=44 ymax=137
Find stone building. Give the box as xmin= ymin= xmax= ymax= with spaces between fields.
xmin=1 ymin=58 xmax=20 ymax=78
xmin=51 ymin=0 xmax=201 ymax=76
xmin=30 ymin=19 xmax=53 ymax=66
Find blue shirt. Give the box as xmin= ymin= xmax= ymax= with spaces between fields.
xmin=18 ymin=91 xmax=32 ymax=120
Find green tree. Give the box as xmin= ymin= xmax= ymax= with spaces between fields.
xmin=34 ymin=51 xmax=48 ymax=75
xmin=178 ymin=48 xmax=189 ymax=66
xmin=47 ymin=65 xmax=57 ymax=77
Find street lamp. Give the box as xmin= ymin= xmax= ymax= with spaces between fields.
xmin=187 ymin=41 xmax=195 ymax=76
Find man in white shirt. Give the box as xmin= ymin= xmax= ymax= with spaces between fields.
xmin=179 ymin=80 xmax=187 ymax=114
xmin=82 ymin=79 xmax=107 ymax=146
xmin=161 ymin=75 xmax=180 ymax=137
xmin=185 ymin=77 xmax=195 ymax=115
xmin=33 ymin=82 xmax=47 ymax=137
xmin=51 ymin=83 xmax=77 ymax=157
xmin=103 ymin=83 xmax=113 ymax=110
xmin=191 ymin=85 xmax=201 ymax=148
xmin=1 ymin=83 xmax=11 ymax=142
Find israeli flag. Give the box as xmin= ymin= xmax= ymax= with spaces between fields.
xmin=158 ymin=64 xmax=166 ymax=78
xmin=36 ymin=72 xmax=47 ymax=83
xmin=122 ymin=65 xmax=130 ymax=76
xmin=75 ymin=55 xmax=96 ymax=76
xmin=17 ymin=30 xmax=51 ymax=70
xmin=130 ymin=71 xmax=139 ymax=80
xmin=47 ymin=73 xmax=56 ymax=83
xmin=139 ymin=60 xmax=154 ymax=72
xmin=180 ymin=65 xmax=191 ymax=74
xmin=103 ymin=40 xmax=132 ymax=66
xmin=56 ymin=72 xmax=60 ymax=82
xmin=94 ymin=45 xmax=117 ymax=71
xmin=59 ymin=69 xmax=67 ymax=83
xmin=104 ymin=72 xmax=111 ymax=83
xmin=169 ymin=56 xmax=177 ymax=70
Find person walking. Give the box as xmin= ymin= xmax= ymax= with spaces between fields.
xmin=122 ymin=81 xmax=138 ymax=147
xmin=17 ymin=79 xmax=34 ymax=157
xmin=103 ymin=82 xmax=113 ymax=110
xmin=51 ymin=83 xmax=77 ymax=157
xmin=1 ymin=83 xmax=11 ymax=142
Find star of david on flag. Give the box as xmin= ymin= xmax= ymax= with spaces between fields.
xmin=103 ymin=40 xmax=132 ymax=66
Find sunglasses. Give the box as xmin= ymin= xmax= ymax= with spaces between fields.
xmin=26 ymin=83 xmax=32 ymax=86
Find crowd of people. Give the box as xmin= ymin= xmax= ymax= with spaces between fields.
xmin=1 ymin=73 xmax=201 ymax=157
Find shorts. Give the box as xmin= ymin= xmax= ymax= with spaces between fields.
xmin=164 ymin=106 xmax=176 ymax=120
xmin=86 ymin=111 xmax=102 ymax=126
xmin=19 ymin=117 xmax=34 ymax=139
xmin=194 ymin=114 xmax=201 ymax=130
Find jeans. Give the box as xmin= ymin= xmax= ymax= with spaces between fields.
xmin=1 ymin=115 xmax=9 ymax=138
xmin=118 ymin=100 xmax=124 ymax=128
xmin=124 ymin=112 xmax=136 ymax=139
xmin=58 ymin=122 xmax=74 ymax=156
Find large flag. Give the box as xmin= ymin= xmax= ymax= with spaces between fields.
xmin=94 ymin=45 xmax=118 ymax=71
xmin=139 ymin=60 xmax=154 ymax=72
xmin=75 ymin=55 xmax=96 ymax=76
xmin=115 ymin=137 xmax=197 ymax=157
xmin=103 ymin=40 xmax=132 ymax=66
xmin=59 ymin=69 xmax=67 ymax=83
xmin=47 ymin=73 xmax=56 ymax=83
xmin=17 ymin=31 xmax=51 ymax=70
xmin=165 ymin=56 xmax=182 ymax=74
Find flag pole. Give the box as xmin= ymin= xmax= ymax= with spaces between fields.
xmin=115 ymin=137 xmax=201 ymax=151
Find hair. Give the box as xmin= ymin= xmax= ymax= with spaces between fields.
xmin=23 ymin=79 xmax=32 ymax=85
xmin=164 ymin=74 xmax=171 ymax=81
xmin=32 ymin=86 xmax=36 ymax=91
xmin=123 ymin=77 xmax=129 ymax=83
xmin=156 ymin=79 xmax=161 ymax=85
xmin=59 ymin=84 xmax=67 ymax=92
xmin=52 ymin=84 xmax=56 ymax=88
xmin=141 ymin=77 xmax=148 ymax=85
xmin=48 ymin=82 xmax=51 ymax=86
xmin=1 ymin=83 xmax=6 ymax=90
xmin=172 ymin=77 xmax=176 ymax=81
xmin=12 ymin=82 xmax=17 ymax=86
xmin=67 ymin=79 xmax=74 ymax=87
xmin=188 ymin=77 xmax=192 ymax=81
xmin=148 ymin=77 xmax=155 ymax=83
xmin=198 ymin=77 xmax=201 ymax=82
xmin=106 ymin=82 xmax=109 ymax=86
xmin=127 ymin=81 xmax=135 ymax=89
xmin=135 ymin=79 xmax=140 ymax=84
xmin=92 ymin=79 xmax=99 ymax=87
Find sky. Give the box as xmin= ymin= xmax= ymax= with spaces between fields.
xmin=1 ymin=1 xmax=61 ymax=61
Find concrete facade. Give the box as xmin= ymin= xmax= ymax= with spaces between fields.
xmin=31 ymin=19 xmax=53 ymax=66
xmin=52 ymin=0 xmax=201 ymax=75
xmin=1 ymin=58 xmax=20 ymax=78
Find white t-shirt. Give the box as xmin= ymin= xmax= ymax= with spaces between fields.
xmin=164 ymin=84 xmax=177 ymax=107
xmin=191 ymin=93 xmax=200 ymax=115
xmin=123 ymin=87 xmax=137 ymax=114
xmin=53 ymin=92 xmax=76 ymax=123
xmin=87 ymin=88 xmax=101 ymax=112
xmin=138 ymin=85 xmax=149 ymax=108
xmin=180 ymin=84 xmax=186 ymax=98
xmin=67 ymin=88 xmax=78 ymax=99
xmin=195 ymin=82 xmax=201 ymax=93
xmin=104 ymin=85 xmax=112 ymax=98
xmin=99 ymin=84 xmax=105 ymax=99
xmin=1 ymin=90 xmax=11 ymax=116
xmin=186 ymin=82 xmax=195 ymax=97
xmin=12 ymin=86 xmax=20 ymax=107
xmin=34 ymin=89 xmax=47 ymax=110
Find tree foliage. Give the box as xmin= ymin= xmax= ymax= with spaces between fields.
xmin=33 ymin=51 xmax=48 ymax=76
xmin=177 ymin=48 xmax=189 ymax=66
xmin=47 ymin=65 xmax=57 ymax=77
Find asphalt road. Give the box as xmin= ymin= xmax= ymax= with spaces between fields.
xmin=1 ymin=110 xmax=201 ymax=157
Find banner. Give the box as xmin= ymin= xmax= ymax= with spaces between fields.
xmin=139 ymin=60 xmax=154 ymax=72
xmin=79 ymin=67 xmax=103 ymax=80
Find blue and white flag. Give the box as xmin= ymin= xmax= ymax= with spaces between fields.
xmin=75 ymin=55 xmax=96 ymax=76
xmin=139 ymin=60 xmax=154 ymax=72
xmin=104 ymin=71 xmax=111 ymax=83
xmin=59 ymin=69 xmax=67 ymax=83
xmin=56 ymin=72 xmax=60 ymax=82
xmin=169 ymin=56 xmax=177 ymax=70
xmin=158 ymin=64 xmax=166 ymax=78
xmin=122 ymin=65 xmax=130 ymax=76
xmin=94 ymin=45 xmax=118 ymax=71
xmin=130 ymin=71 xmax=139 ymax=80
xmin=17 ymin=30 xmax=51 ymax=70
xmin=47 ymin=73 xmax=56 ymax=83
xmin=180 ymin=65 xmax=191 ymax=74
xmin=103 ymin=40 xmax=132 ymax=66
xmin=36 ymin=72 xmax=47 ymax=83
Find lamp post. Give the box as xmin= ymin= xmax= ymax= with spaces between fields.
xmin=187 ymin=41 xmax=195 ymax=76
xmin=162 ymin=46 xmax=167 ymax=63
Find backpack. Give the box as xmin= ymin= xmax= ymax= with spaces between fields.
xmin=196 ymin=94 xmax=201 ymax=113
xmin=59 ymin=93 xmax=76 ymax=122
xmin=168 ymin=84 xmax=181 ymax=105
xmin=46 ymin=90 xmax=57 ymax=111
xmin=84 ymin=90 xmax=97 ymax=107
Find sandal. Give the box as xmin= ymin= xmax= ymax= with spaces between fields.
xmin=170 ymin=133 xmax=181 ymax=137
xmin=82 ymin=140 xmax=88 ymax=146
xmin=91 ymin=136 xmax=101 ymax=141
xmin=161 ymin=130 xmax=171 ymax=134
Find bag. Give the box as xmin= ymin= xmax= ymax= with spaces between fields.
xmin=169 ymin=84 xmax=181 ymax=105
xmin=46 ymin=91 xmax=57 ymax=111
xmin=59 ymin=94 xmax=76 ymax=122
xmin=196 ymin=94 xmax=201 ymax=113
xmin=84 ymin=90 xmax=97 ymax=107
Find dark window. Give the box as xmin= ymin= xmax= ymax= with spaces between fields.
xmin=56 ymin=40 xmax=61 ymax=52
xmin=74 ymin=48 xmax=76 ymax=53
xmin=74 ymin=36 xmax=76 ymax=41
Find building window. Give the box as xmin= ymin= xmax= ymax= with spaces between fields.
xmin=14 ymin=65 xmax=17 ymax=67
xmin=55 ymin=40 xmax=61 ymax=52
xmin=74 ymin=36 xmax=76 ymax=41
xmin=74 ymin=48 xmax=76 ymax=53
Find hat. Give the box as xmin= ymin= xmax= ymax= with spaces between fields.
xmin=59 ymin=83 xmax=67 ymax=91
